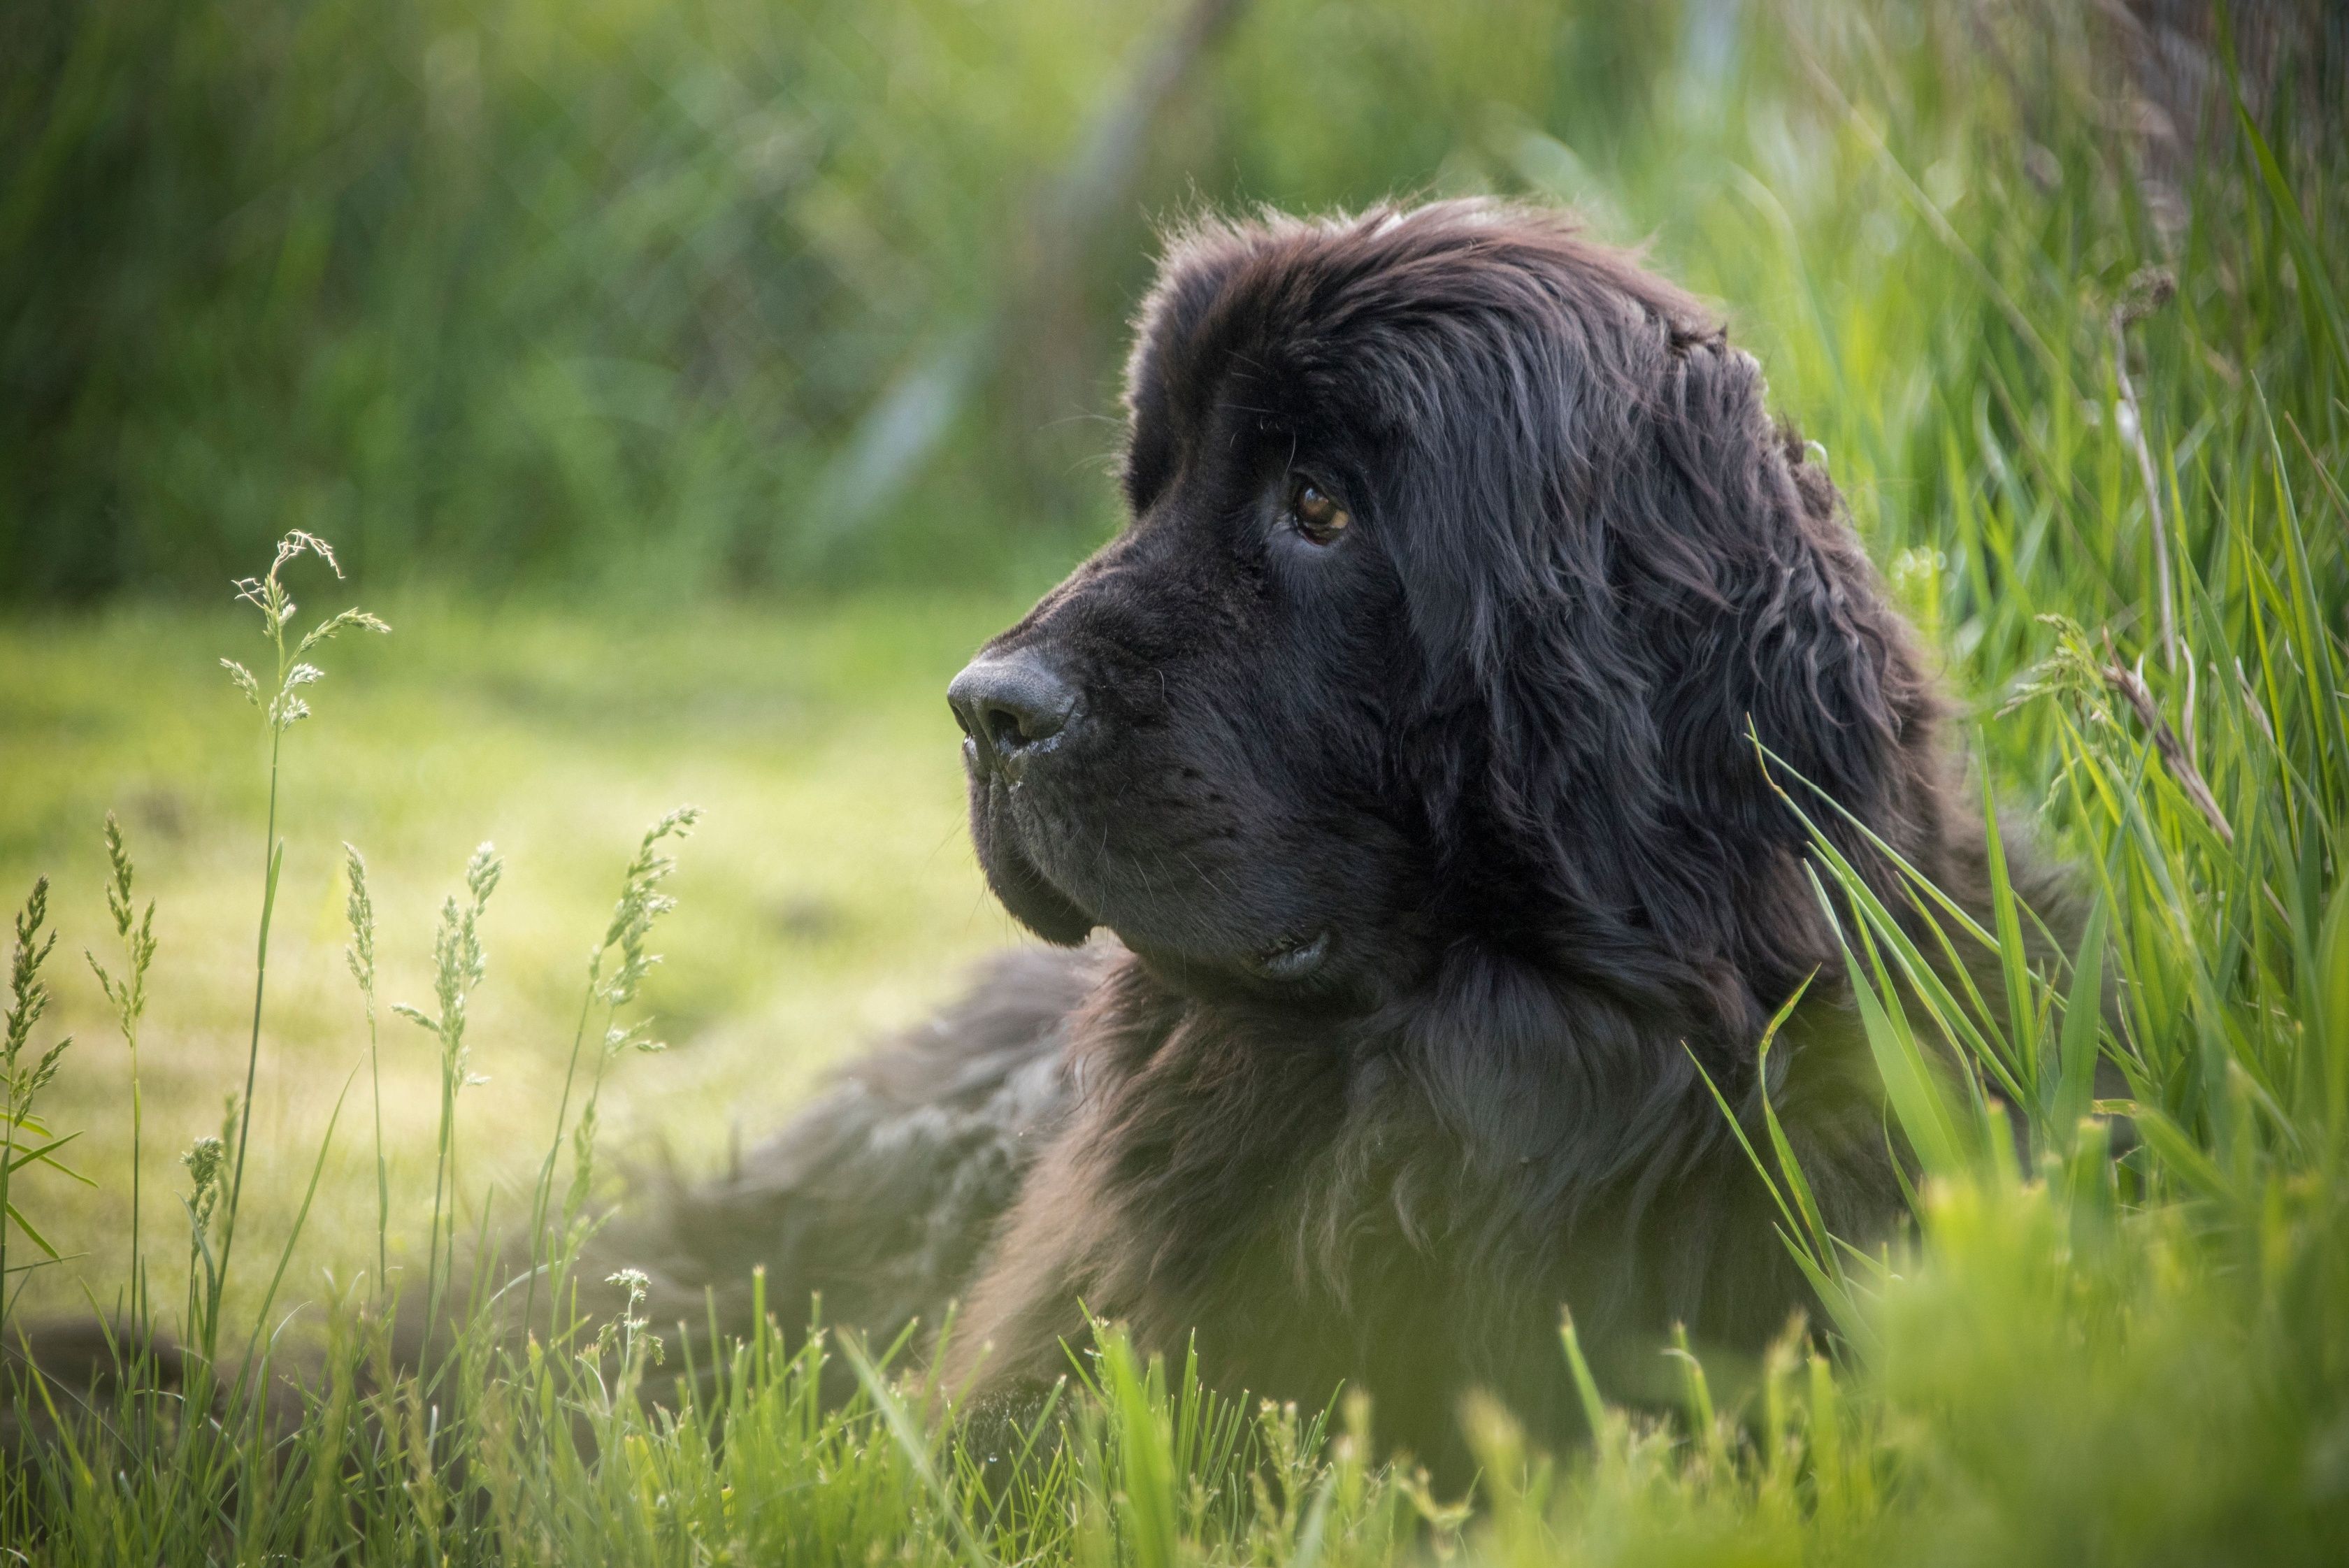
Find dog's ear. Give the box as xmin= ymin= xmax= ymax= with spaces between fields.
xmin=1632 ymin=338 xmax=1940 ymax=897
xmin=1383 ymin=276 xmax=1937 ymax=1019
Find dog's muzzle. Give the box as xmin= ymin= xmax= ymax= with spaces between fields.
xmin=948 ymin=649 xmax=1079 ymax=784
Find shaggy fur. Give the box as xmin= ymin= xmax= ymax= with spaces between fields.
xmin=608 ymin=201 xmax=2051 ymax=1469
xmin=12 ymin=201 xmax=2060 ymax=1474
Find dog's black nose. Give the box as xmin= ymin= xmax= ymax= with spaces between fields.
xmin=948 ymin=652 xmax=1077 ymax=775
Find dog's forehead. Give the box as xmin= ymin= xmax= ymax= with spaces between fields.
xmin=1134 ymin=210 xmax=1709 ymax=425
xmin=1128 ymin=231 xmax=1441 ymax=460
xmin=1119 ymin=203 xmax=1730 ymax=519
xmin=1156 ymin=223 xmax=1467 ymax=369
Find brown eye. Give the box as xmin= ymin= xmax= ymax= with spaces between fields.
xmin=1291 ymin=481 xmax=1350 ymax=545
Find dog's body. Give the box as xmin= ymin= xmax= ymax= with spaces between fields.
xmin=623 ymin=930 xmax=1902 ymax=1468
xmin=603 ymin=202 xmax=2062 ymax=1469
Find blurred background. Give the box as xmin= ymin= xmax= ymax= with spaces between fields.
xmin=1 ymin=0 xmax=2342 ymax=1318
xmin=6 ymin=0 xmax=2329 ymax=605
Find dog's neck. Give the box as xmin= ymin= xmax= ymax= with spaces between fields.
xmin=1082 ymin=934 xmax=1841 ymax=1195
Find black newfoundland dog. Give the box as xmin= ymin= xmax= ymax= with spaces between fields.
xmin=8 ymin=199 xmax=2046 ymax=1474
xmin=621 ymin=199 xmax=2051 ymax=1467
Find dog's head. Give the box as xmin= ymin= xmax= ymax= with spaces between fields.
xmin=952 ymin=201 xmax=1939 ymax=1025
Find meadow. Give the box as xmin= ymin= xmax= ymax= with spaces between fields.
xmin=0 ymin=589 xmax=1050 ymax=1327
xmin=4 ymin=0 xmax=2348 ymax=1563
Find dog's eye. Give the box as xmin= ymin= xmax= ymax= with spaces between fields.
xmin=1289 ymin=481 xmax=1351 ymax=545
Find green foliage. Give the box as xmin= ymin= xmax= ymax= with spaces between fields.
xmin=2 ymin=875 xmax=81 ymax=1334
xmin=3 ymin=1 xmax=2348 ymax=1563
xmin=0 ymin=0 xmax=1710 ymax=600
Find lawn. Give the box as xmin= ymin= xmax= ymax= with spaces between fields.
xmin=0 ymin=589 xmax=1041 ymax=1325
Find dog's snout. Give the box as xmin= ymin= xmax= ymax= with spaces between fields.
xmin=948 ymin=652 xmax=1077 ymax=776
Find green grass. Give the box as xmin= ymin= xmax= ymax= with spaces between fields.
xmin=3 ymin=1 xmax=2348 ymax=1562
xmin=0 ymin=588 xmax=1036 ymax=1328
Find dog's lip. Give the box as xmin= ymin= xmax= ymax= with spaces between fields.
xmin=1240 ymin=930 xmax=1331 ymax=981
xmin=969 ymin=765 xmax=1330 ymax=983
xmin=966 ymin=767 xmax=1100 ymax=943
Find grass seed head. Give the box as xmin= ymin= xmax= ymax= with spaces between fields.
xmin=8 ymin=883 xmax=52 ymax=1023
xmin=396 ymin=844 xmax=503 ymax=1088
xmin=226 ymin=533 xmax=391 ymax=732
xmin=181 ymin=1134 xmax=227 ymax=1232
xmin=6 ymin=877 xmax=61 ymax=1069
xmin=343 ymin=843 xmax=377 ymax=1009
xmin=299 ymin=607 xmax=393 ymax=655
xmin=593 ymin=805 xmax=701 ymax=1005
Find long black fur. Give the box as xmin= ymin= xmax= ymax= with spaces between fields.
xmin=600 ymin=201 xmax=2062 ymax=1470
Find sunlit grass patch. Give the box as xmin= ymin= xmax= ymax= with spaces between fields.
xmin=0 ymin=589 xmax=1033 ymax=1330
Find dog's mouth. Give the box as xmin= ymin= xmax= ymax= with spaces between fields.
xmin=967 ymin=777 xmax=1098 ymax=946
xmin=1240 ymin=930 xmax=1330 ymax=983
xmin=970 ymin=772 xmax=1340 ymax=988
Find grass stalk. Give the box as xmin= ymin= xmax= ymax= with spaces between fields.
xmin=343 ymin=844 xmax=389 ymax=1295
xmin=85 ymin=815 xmax=155 ymax=1335
xmin=519 ymin=806 xmax=701 ymax=1340
xmin=1 ymin=877 xmax=73 ymax=1346
xmin=211 ymin=724 xmax=281 ymax=1354
xmin=394 ymin=843 xmax=501 ymax=1342
xmin=209 ymin=530 xmax=388 ymax=1351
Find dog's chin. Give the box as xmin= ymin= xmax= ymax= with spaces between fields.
xmin=969 ymin=798 xmax=1098 ymax=945
xmin=982 ymin=848 xmax=1097 ymax=946
xmin=971 ymin=782 xmax=1346 ymax=988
